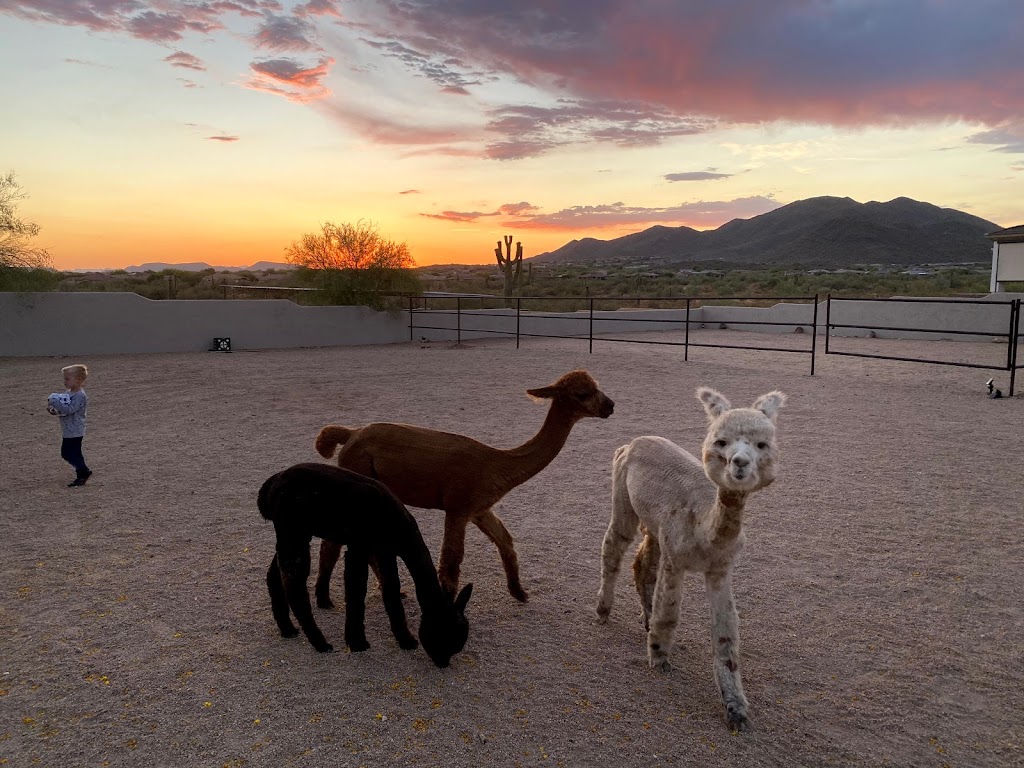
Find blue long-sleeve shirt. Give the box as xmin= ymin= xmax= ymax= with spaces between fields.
xmin=51 ymin=390 xmax=88 ymax=438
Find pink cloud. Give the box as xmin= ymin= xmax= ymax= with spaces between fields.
xmin=360 ymin=1 xmax=1024 ymax=129
xmin=247 ymin=56 xmax=334 ymax=102
xmin=318 ymin=101 xmax=483 ymax=145
xmin=421 ymin=210 xmax=495 ymax=223
xmin=208 ymin=135 xmax=240 ymax=142
xmin=967 ymin=120 xmax=1024 ymax=154
xmin=497 ymin=202 xmax=539 ymax=216
xmin=503 ymin=196 xmax=780 ymax=231
xmin=295 ymin=0 xmax=340 ymax=17
xmin=250 ymin=56 xmax=332 ymax=87
xmin=126 ymin=9 xmax=219 ymax=41
xmin=420 ymin=201 xmax=538 ymax=223
xmin=665 ymin=170 xmax=733 ymax=182
xmin=252 ymin=13 xmax=317 ymax=51
xmin=0 ymin=0 xmax=294 ymax=44
xmin=165 ymin=50 xmax=205 ymax=71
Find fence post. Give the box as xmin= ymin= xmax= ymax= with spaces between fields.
xmin=825 ymin=294 xmax=832 ymax=355
xmin=516 ymin=297 xmax=521 ymax=349
xmin=684 ymin=298 xmax=691 ymax=361
xmin=1006 ymin=299 xmax=1017 ymax=372
xmin=1010 ymin=299 xmax=1020 ymax=397
xmin=589 ymin=298 xmax=594 ymax=354
xmin=811 ymin=294 xmax=818 ymax=376
xmin=457 ymin=296 xmax=461 ymax=345
xmin=409 ymin=295 xmax=414 ymax=341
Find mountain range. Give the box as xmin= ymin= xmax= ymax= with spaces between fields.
xmin=122 ymin=261 xmax=294 ymax=273
xmin=530 ymin=196 xmax=1001 ymax=268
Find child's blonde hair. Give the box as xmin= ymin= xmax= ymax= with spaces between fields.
xmin=62 ymin=364 xmax=89 ymax=381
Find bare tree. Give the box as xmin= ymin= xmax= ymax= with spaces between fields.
xmin=285 ymin=220 xmax=414 ymax=270
xmin=0 ymin=172 xmax=52 ymax=269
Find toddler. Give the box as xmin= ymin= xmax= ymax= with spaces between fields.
xmin=47 ymin=364 xmax=92 ymax=487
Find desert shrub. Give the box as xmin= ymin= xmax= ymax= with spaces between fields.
xmin=0 ymin=266 xmax=62 ymax=292
xmin=296 ymin=266 xmax=423 ymax=310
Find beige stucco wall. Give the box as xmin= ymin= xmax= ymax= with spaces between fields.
xmin=0 ymin=292 xmax=408 ymax=357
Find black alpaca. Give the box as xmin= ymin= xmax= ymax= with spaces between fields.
xmin=258 ymin=462 xmax=473 ymax=667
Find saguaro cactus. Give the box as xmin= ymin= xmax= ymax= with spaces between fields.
xmin=495 ymin=235 xmax=523 ymax=298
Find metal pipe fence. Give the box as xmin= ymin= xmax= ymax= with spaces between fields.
xmin=408 ymin=293 xmax=1023 ymax=393
xmin=824 ymin=295 xmax=1022 ymax=396
xmin=408 ymin=294 xmax=820 ymax=375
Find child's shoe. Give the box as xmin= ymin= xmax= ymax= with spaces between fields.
xmin=68 ymin=470 xmax=92 ymax=487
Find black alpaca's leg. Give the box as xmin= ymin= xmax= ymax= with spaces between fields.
xmin=369 ymin=557 xmax=404 ymax=598
xmin=278 ymin=542 xmax=333 ymax=653
xmin=315 ymin=540 xmax=342 ymax=609
xmin=375 ymin=555 xmax=417 ymax=650
xmin=344 ymin=548 xmax=371 ymax=652
xmin=266 ymin=555 xmax=299 ymax=638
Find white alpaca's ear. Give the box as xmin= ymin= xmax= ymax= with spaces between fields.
xmin=752 ymin=391 xmax=786 ymax=422
xmin=696 ymin=387 xmax=731 ymax=420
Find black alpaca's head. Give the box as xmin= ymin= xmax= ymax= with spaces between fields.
xmin=419 ymin=584 xmax=473 ymax=668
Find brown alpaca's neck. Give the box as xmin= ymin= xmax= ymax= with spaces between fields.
xmin=499 ymin=401 xmax=578 ymax=492
xmin=710 ymin=489 xmax=747 ymax=548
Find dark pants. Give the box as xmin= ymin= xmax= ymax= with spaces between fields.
xmin=61 ymin=437 xmax=90 ymax=478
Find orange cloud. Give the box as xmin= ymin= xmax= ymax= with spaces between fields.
xmin=247 ymin=57 xmax=334 ymax=102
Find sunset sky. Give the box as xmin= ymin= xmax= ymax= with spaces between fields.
xmin=1 ymin=0 xmax=1022 ymax=270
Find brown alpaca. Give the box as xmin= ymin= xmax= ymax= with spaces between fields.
xmin=314 ymin=370 xmax=615 ymax=604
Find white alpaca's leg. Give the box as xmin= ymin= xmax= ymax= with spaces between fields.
xmin=706 ymin=569 xmax=749 ymax=730
xmin=647 ymin=552 xmax=682 ymax=672
xmin=596 ymin=468 xmax=638 ymax=622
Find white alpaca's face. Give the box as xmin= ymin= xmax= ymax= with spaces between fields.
xmin=697 ymin=388 xmax=786 ymax=493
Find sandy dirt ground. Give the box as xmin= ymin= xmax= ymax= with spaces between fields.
xmin=1 ymin=330 xmax=1022 ymax=768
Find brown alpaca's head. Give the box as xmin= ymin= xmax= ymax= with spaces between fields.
xmin=697 ymin=387 xmax=786 ymax=493
xmin=526 ymin=370 xmax=615 ymax=419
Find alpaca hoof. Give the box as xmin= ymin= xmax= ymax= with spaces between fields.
xmin=651 ymin=658 xmax=672 ymax=674
xmin=280 ymin=625 xmax=300 ymax=639
xmin=316 ymin=594 xmax=335 ymax=610
xmin=509 ymin=584 xmax=529 ymax=603
xmin=725 ymin=707 xmax=750 ymax=732
xmin=347 ymin=638 xmax=370 ymax=653
xmin=314 ymin=642 xmax=334 ymax=653
xmin=595 ymin=605 xmax=610 ymax=623
xmin=397 ymin=634 xmax=419 ymax=651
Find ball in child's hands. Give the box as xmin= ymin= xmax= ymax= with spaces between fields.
xmin=47 ymin=392 xmax=71 ymax=412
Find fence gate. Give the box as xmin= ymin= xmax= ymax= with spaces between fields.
xmin=824 ymin=296 xmax=1021 ymax=396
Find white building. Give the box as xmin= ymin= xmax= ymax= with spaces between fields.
xmin=987 ymin=225 xmax=1024 ymax=292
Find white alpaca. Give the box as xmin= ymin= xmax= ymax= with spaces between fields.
xmin=596 ymin=387 xmax=786 ymax=731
